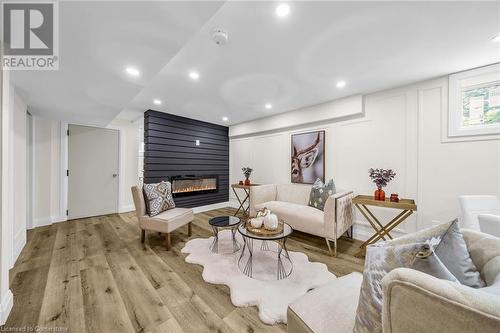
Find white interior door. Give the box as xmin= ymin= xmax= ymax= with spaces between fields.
xmin=68 ymin=124 xmax=119 ymax=219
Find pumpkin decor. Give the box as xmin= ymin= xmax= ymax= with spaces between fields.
xmin=263 ymin=213 xmax=279 ymax=231
xmin=250 ymin=217 xmax=264 ymax=228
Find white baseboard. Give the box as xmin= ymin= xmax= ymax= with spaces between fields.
xmin=0 ymin=289 xmax=13 ymax=325
xmin=30 ymin=215 xmax=67 ymax=229
xmin=31 ymin=216 xmax=52 ymax=229
xmin=352 ymin=220 xmax=406 ymax=241
xmin=193 ymin=201 xmax=233 ymax=214
xmin=119 ymin=204 xmax=135 ymax=213
xmin=52 ymin=215 xmax=67 ymax=223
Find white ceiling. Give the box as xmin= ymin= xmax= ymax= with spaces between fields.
xmin=12 ymin=1 xmax=500 ymax=127
xmin=11 ymin=1 xmax=224 ymax=126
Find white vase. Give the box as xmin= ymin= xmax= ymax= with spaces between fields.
xmin=263 ymin=214 xmax=279 ymax=230
xmin=250 ymin=217 xmax=264 ymax=229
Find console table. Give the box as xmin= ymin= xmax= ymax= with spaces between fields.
xmin=231 ymin=184 xmax=260 ymax=218
xmin=353 ymin=195 xmax=417 ymax=256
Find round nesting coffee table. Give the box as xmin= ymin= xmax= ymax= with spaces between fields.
xmin=237 ymin=222 xmax=293 ymax=280
xmin=208 ymin=216 xmax=241 ymax=254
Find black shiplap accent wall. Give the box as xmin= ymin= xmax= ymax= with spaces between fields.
xmin=144 ymin=110 xmax=229 ymax=208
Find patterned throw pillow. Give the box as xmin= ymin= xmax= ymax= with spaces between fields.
xmin=308 ymin=178 xmax=336 ymax=211
xmin=143 ymin=181 xmax=175 ymax=217
xmin=353 ymin=242 xmax=426 ymax=333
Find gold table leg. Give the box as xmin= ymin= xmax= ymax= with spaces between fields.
xmin=232 ymin=187 xmax=250 ymax=217
xmin=355 ymin=205 xmax=414 ymax=257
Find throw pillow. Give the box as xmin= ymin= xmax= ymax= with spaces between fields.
xmin=353 ymin=242 xmax=426 ymax=333
xmin=143 ymin=181 xmax=175 ymax=217
xmin=308 ymin=178 xmax=336 ymax=211
xmin=434 ymin=219 xmax=485 ymax=288
xmin=411 ymin=244 xmax=459 ymax=282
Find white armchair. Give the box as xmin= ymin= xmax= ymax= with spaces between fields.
xmin=459 ymin=195 xmax=500 ymax=236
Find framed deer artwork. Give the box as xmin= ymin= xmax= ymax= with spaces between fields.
xmin=290 ymin=130 xmax=325 ymax=184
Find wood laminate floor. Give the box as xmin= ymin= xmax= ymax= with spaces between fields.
xmin=2 ymin=207 xmax=364 ymax=333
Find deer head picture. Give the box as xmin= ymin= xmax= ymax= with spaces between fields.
xmin=291 ymin=131 xmax=325 ymax=183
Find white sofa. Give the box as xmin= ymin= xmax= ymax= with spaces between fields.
xmin=287 ymin=229 xmax=500 ymax=333
xmin=249 ymin=184 xmax=354 ymax=256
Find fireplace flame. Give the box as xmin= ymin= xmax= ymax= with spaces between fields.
xmin=173 ymin=185 xmax=217 ymax=193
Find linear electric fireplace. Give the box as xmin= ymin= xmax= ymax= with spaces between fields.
xmin=170 ymin=175 xmax=219 ymax=197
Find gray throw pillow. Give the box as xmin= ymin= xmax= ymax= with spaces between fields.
xmin=143 ymin=181 xmax=175 ymax=217
xmin=411 ymin=244 xmax=459 ymax=282
xmin=434 ymin=219 xmax=485 ymax=288
xmin=308 ymin=178 xmax=335 ymax=211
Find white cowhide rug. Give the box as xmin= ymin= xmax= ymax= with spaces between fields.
xmin=181 ymin=230 xmax=336 ymax=325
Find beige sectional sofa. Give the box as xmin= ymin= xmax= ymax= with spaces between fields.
xmin=287 ymin=229 xmax=500 ymax=333
xmin=249 ymin=184 xmax=354 ymax=256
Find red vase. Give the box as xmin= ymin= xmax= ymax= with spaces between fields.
xmin=244 ymin=178 xmax=251 ymax=186
xmin=374 ymin=187 xmax=385 ymax=201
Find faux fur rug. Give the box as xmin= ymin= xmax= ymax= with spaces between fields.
xmin=181 ymin=230 xmax=336 ymax=325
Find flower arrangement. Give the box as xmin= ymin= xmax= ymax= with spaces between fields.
xmin=242 ymin=167 xmax=253 ymax=179
xmin=369 ymin=168 xmax=396 ymax=201
xmin=368 ymin=168 xmax=396 ymax=189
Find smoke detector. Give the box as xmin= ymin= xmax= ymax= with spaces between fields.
xmin=212 ymin=28 xmax=228 ymax=46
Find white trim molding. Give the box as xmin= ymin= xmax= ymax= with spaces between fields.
xmin=60 ymin=122 xmax=68 ymax=222
xmin=193 ymin=201 xmax=236 ymax=214
xmin=119 ymin=204 xmax=135 ymax=213
xmin=30 ymin=215 xmax=66 ymax=229
xmin=353 ymin=220 xmax=406 ymax=242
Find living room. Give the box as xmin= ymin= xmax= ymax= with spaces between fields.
xmin=1 ymin=1 xmax=499 ymax=333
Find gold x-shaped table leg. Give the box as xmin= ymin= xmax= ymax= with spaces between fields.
xmin=232 ymin=187 xmax=250 ymax=217
xmin=355 ymin=204 xmax=414 ymax=257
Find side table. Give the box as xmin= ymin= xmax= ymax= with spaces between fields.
xmin=231 ymin=184 xmax=260 ymax=218
xmin=353 ymin=195 xmax=417 ymax=256
xmin=208 ymin=216 xmax=241 ymax=254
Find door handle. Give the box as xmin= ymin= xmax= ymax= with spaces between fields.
xmin=113 ymin=174 xmax=118 ymax=178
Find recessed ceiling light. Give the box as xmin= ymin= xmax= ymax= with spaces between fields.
xmin=125 ymin=66 xmax=140 ymax=76
xmin=265 ymin=103 xmax=273 ymax=110
xmin=189 ymin=71 xmax=200 ymax=80
xmin=153 ymin=99 xmax=162 ymax=105
xmin=336 ymin=81 xmax=346 ymax=89
xmin=492 ymin=34 xmax=500 ymax=42
xmin=276 ymin=4 xmax=290 ymax=17
xmin=222 ymin=116 xmax=229 ymax=122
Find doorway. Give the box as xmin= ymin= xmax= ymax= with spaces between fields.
xmin=68 ymin=124 xmax=119 ymax=219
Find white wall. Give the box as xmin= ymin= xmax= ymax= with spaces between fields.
xmin=32 ymin=117 xmax=65 ymax=227
xmin=0 ymin=69 xmax=13 ymax=325
xmin=30 ymin=116 xmax=141 ymax=228
xmin=0 ymin=75 xmax=31 ymax=324
xmin=12 ymin=92 xmax=27 ymax=259
xmin=229 ymin=76 xmax=500 ymax=240
xmin=107 ymin=118 xmax=142 ymax=213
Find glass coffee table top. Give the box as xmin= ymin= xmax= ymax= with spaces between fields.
xmin=209 ymin=215 xmax=241 ymax=228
